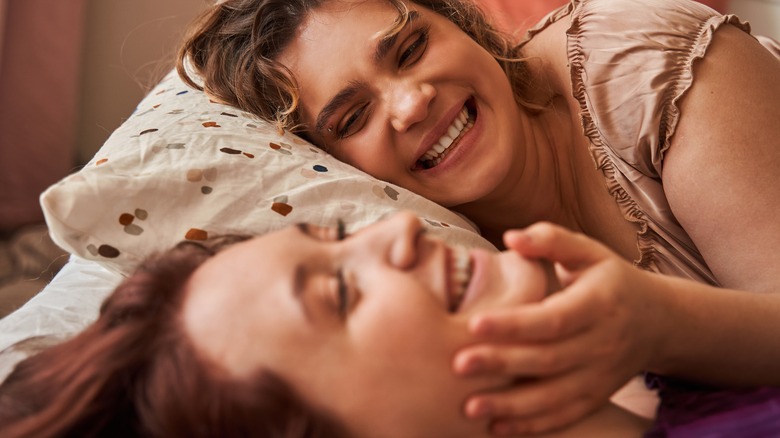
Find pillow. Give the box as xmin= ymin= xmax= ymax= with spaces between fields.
xmin=41 ymin=69 xmax=496 ymax=275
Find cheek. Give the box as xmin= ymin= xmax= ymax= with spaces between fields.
xmin=350 ymin=284 xmax=465 ymax=366
xmin=343 ymin=308 xmax=472 ymax=431
xmin=336 ymin=136 xmax=397 ymax=175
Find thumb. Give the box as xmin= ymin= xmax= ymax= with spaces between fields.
xmin=503 ymin=222 xmax=613 ymax=272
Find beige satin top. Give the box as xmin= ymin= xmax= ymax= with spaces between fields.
xmin=523 ymin=0 xmax=780 ymax=285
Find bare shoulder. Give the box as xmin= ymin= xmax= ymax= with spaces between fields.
xmin=664 ymin=24 xmax=780 ymax=291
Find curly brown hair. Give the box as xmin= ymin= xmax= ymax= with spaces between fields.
xmin=0 ymin=237 xmax=347 ymax=438
xmin=176 ymin=0 xmax=539 ymax=136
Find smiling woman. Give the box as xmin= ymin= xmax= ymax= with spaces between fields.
xmin=275 ymin=0 xmax=525 ymax=206
xmin=180 ymin=212 xmax=550 ymax=437
xmin=0 ymin=212 xmax=650 ymax=437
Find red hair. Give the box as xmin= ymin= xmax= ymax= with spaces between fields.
xmin=0 ymin=239 xmax=347 ymax=437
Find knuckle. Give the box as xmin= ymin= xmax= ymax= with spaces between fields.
xmin=477 ymin=348 xmax=511 ymax=374
xmin=536 ymin=388 xmax=562 ymax=411
xmin=488 ymin=351 xmax=509 ymax=373
xmin=490 ymin=394 xmax=524 ymax=417
xmin=539 ymin=351 xmax=562 ymax=373
xmin=547 ymin=313 xmax=567 ymax=337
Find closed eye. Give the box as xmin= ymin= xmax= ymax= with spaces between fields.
xmin=337 ymin=103 xmax=370 ymax=139
xmin=399 ymin=25 xmax=430 ymax=67
xmin=336 ymin=269 xmax=348 ymax=316
xmin=335 ymin=219 xmax=350 ymax=317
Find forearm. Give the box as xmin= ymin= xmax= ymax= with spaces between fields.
xmin=649 ymin=273 xmax=780 ymax=386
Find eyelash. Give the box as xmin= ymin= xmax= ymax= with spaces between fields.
xmin=336 ymin=25 xmax=431 ymax=139
xmin=336 ymin=219 xmax=349 ymax=316
xmin=337 ymin=105 xmax=368 ymax=139
xmin=399 ymin=26 xmax=430 ymax=66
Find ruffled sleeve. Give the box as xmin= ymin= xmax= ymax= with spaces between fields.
xmin=564 ymin=0 xmax=753 ymax=283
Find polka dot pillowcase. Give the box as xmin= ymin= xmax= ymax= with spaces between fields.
xmin=40 ymin=69 xmax=495 ymax=275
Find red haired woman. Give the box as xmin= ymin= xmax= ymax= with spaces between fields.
xmin=0 ymin=213 xmax=651 ymax=437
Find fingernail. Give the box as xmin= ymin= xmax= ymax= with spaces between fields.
xmin=466 ymin=399 xmax=492 ymax=419
xmin=507 ymin=229 xmax=531 ymax=244
xmin=505 ymin=230 xmax=525 ymax=240
xmin=455 ymin=353 xmax=483 ymax=375
xmin=470 ymin=317 xmax=492 ymax=336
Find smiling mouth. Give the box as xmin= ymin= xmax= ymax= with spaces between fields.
xmin=416 ymin=100 xmax=477 ymax=170
xmin=447 ymin=246 xmax=473 ymax=313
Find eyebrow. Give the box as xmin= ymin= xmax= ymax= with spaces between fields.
xmin=313 ymin=10 xmax=421 ymax=133
xmin=293 ymin=223 xmax=316 ymax=299
xmin=314 ymin=81 xmax=364 ymax=132
xmin=292 ymin=224 xmax=313 ymax=320
xmin=374 ymin=10 xmax=420 ymax=63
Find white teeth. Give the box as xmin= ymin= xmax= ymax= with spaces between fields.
xmin=449 ymin=246 xmax=472 ymax=312
xmin=419 ymin=106 xmax=474 ymax=169
xmin=454 ymin=118 xmax=464 ymax=131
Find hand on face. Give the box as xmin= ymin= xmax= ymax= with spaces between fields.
xmin=184 ymin=210 xmax=558 ymax=438
xmin=453 ymin=223 xmax=663 ymax=436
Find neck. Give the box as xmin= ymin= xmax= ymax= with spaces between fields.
xmin=454 ymin=98 xmax=588 ymax=248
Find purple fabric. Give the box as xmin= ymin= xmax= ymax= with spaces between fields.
xmin=644 ymin=375 xmax=780 ymax=437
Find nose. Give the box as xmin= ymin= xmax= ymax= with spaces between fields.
xmin=352 ymin=211 xmax=423 ymax=269
xmin=388 ymin=80 xmax=436 ymax=132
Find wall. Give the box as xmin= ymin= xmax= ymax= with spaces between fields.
xmin=729 ymin=0 xmax=780 ymax=40
xmin=77 ymin=0 xmax=209 ymax=163
xmin=0 ymin=0 xmax=208 ymax=230
xmin=0 ymin=0 xmax=87 ymax=230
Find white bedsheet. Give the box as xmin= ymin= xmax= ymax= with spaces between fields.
xmin=0 ymin=256 xmax=122 ymax=382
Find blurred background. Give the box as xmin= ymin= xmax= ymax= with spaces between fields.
xmin=0 ymin=0 xmax=208 ymax=316
xmin=0 ymin=0 xmax=778 ymax=316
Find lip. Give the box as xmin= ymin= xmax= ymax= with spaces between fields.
xmin=412 ymin=98 xmax=472 ymax=168
xmin=411 ymin=98 xmax=480 ymax=176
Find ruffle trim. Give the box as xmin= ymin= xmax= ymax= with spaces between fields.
xmin=565 ymin=2 xmax=655 ymax=270
xmin=519 ymin=0 xmax=576 ymax=45
xmin=566 ymin=5 xmax=750 ymax=271
xmin=656 ymin=14 xmax=751 ymax=161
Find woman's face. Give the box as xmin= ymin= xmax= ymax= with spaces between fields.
xmin=182 ymin=212 xmax=547 ymax=438
xmin=278 ymin=0 xmax=525 ymax=207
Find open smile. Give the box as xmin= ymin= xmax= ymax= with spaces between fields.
xmin=414 ymin=98 xmax=477 ymax=171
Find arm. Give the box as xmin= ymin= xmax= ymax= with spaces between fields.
xmin=658 ymin=23 xmax=780 ymax=381
xmin=453 ymin=32 xmax=780 ymax=424
xmin=453 ymin=18 xmax=780 ymax=438
xmin=454 ymin=222 xmax=780 ymax=435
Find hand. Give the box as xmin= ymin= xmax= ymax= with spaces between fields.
xmin=453 ymin=222 xmax=665 ymax=435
